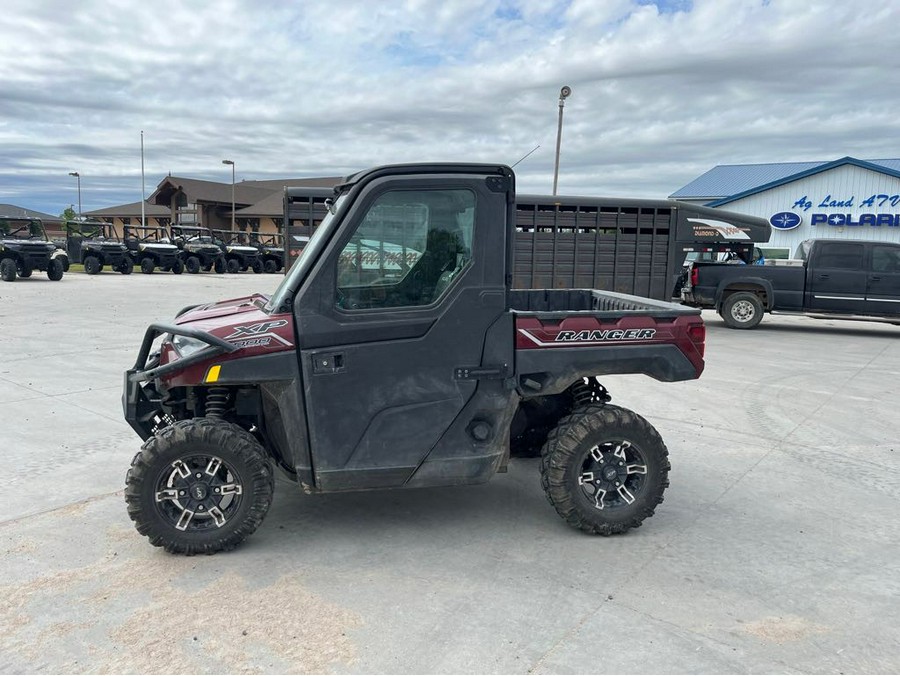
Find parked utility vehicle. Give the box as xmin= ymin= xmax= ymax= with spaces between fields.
xmin=0 ymin=216 xmax=65 ymax=282
xmin=65 ymin=219 xmax=133 ymax=275
xmin=124 ymin=164 xmax=706 ymax=554
xmin=170 ymin=225 xmax=226 ymax=274
xmin=256 ymin=233 xmax=284 ymax=273
xmin=213 ymin=229 xmax=264 ymax=274
xmin=123 ymin=225 xmax=183 ymax=274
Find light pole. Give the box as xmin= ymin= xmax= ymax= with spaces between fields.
xmin=222 ymin=159 xmax=235 ymax=230
xmin=68 ymin=171 xmax=82 ymax=217
xmin=552 ymin=85 xmax=572 ymax=196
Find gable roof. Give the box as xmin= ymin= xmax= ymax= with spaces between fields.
xmin=0 ymin=203 xmax=62 ymax=223
xmin=671 ymin=157 xmax=900 ymax=204
xmin=85 ymin=200 xmax=171 ymax=217
xmin=148 ymin=176 xmax=273 ymax=207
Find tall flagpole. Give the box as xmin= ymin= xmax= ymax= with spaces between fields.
xmin=140 ymin=130 xmax=146 ymax=226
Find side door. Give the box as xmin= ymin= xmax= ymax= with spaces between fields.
xmin=865 ymin=244 xmax=900 ymax=315
xmin=805 ymin=242 xmax=867 ymax=313
xmin=293 ymin=173 xmax=512 ymax=492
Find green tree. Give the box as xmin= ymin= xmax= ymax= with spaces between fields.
xmin=60 ymin=205 xmax=77 ymax=222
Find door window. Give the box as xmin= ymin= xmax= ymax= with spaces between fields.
xmin=816 ymin=243 xmax=863 ymax=270
xmin=871 ymin=246 xmax=900 ymax=273
xmin=336 ymin=189 xmax=475 ymax=310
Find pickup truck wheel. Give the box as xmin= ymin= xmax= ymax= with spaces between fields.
xmin=125 ymin=418 xmax=274 ymax=555
xmin=721 ymin=292 xmax=764 ymax=329
xmin=540 ymin=404 xmax=669 ymax=535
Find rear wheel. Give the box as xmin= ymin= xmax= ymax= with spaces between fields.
xmin=119 ymin=258 xmax=134 ymax=275
xmin=172 ymin=258 xmax=184 ymax=274
xmin=83 ymin=255 xmax=101 ymax=275
xmin=540 ymin=404 xmax=669 ymax=536
xmin=17 ymin=263 xmax=32 ymax=278
xmin=140 ymin=257 xmax=155 ymax=274
xmin=47 ymin=258 xmax=64 ymax=281
xmin=226 ymin=258 xmax=240 ymax=274
xmin=186 ymin=256 xmax=201 ymax=274
xmin=720 ymin=292 xmax=764 ymax=329
xmin=1 ymin=258 xmax=17 ymax=282
xmin=125 ymin=418 xmax=274 ymax=555
xmin=263 ymin=259 xmax=277 ymax=274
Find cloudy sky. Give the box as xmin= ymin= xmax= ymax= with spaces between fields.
xmin=1 ymin=0 xmax=898 ymax=216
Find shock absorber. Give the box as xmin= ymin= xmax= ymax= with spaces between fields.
xmin=205 ymin=387 xmax=229 ymax=419
xmin=571 ymin=377 xmax=611 ymax=408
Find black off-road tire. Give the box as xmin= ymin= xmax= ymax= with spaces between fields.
xmin=263 ymin=259 xmax=277 ymax=274
xmin=47 ymin=258 xmax=64 ymax=281
xmin=140 ymin=257 xmax=155 ymax=274
xmin=214 ymin=257 xmax=226 ymax=274
xmin=186 ymin=256 xmax=201 ymax=274
xmin=251 ymin=259 xmax=263 ymax=274
xmin=125 ymin=418 xmax=274 ymax=555
xmin=540 ymin=404 xmax=670 ymax=536
xmin=17 ymin=263 xmax=32 ymax=278
xmin=171 ymin=258 xmax=185 ymax=275
xmin=226 ymin=258 xmax=241 ymax=274
xmin=720 ymin=292 xmax=764 ymax=329
xmin=1 ymin=258 xmax=17 ymax=282
xmin=83 ymin=255 xmax=101 ymax=275
xmin=119 ymin=258 xmax=134 ymax=275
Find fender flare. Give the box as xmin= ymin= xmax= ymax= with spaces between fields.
xmin=715 ymin=277 xmax=774 ymax=310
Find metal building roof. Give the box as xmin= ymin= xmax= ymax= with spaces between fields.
xmin=670 ymin=157 xmax=900 ymax=200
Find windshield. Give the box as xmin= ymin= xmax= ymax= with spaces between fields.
xmin=0 ymin=219 xmax=45 ymax=240
xmin=266 ymin=193 xmax=346 ymax=313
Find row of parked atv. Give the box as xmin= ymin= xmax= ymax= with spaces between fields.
xmin=0 ymin=215 xmax=286 ymax=282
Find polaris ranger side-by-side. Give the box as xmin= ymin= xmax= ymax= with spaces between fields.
xmin=214 ymin=229 xmax=264 ymax=274
xmin=256 ymin=232 xmax=284 ymax=273
xmin=123 ymin=225 xmax=183 ymax=274
xmin=0 ymin=216 xmax=65 ymax=282
xmin=124 ymin=164 xmax=706 ymax=555
xmin=65 ymin=219 xmax=133 ymax=275
xmin=170 ymin=225 xmax=226 ymax=274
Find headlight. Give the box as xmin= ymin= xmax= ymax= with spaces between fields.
xmin=171 ymin=334 xmax=208 ymax=358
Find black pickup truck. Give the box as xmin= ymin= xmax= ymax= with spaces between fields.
xmin=681 ymin=238 xmax=900 ymax=329
xmin=123 ymin=163 xmax=707 ymax=554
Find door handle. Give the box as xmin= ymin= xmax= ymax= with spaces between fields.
xmin=817 ymin=274 xmax=830 ymax=280
xmin=870 ymin=275 xmax=882 ymax=282
xmin=312 ymin=352 xmax=345 ymax=374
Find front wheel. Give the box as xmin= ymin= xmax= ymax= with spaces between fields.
xmin=171 ymin=258 xmax=184 ymax=275
xmin=17 ymin=263 xmax=32 ymax=278
xmin=186 ymin=256 xmax=201 ymax=274
xmin=119 ymin=258 xmax=134 ymax=275
xmin=251 ymin=259 xmax=263 ymax=274
xmin=540 ymin=404 xmax=670 ymax=536
xmin=214 ymin=257 xmax=226 ymax=274
xmin=140 ymin=257 xmax=155 ymax=274
xmin=226 ymin=258 xmax=241 ymax=274
xmin=47 ymin=258 xmax=64 ymax=281
xmin=720 ymin=292 xmax=764 ymax=329
xmin=84 ymin=255 xmax=101 ymax=275
xmin=1 ymin=258 xmax=17 ymax=282
xmin=263 ymin=259 xmax=277 ymax=274
xmin=125 ymin=419 xmax=274 ymax=555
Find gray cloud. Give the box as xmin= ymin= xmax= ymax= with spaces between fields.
xmin=1 ymin=0 xmax=898 ymax=215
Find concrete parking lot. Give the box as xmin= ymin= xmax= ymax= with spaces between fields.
xmin=1 ymin=271 xmax=898 ymax=674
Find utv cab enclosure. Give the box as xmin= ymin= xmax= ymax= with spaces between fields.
xmin=257 ymin=233 xmax=284 ymax=273
xmin=123 ymin=225 xmax=183 ymax=274
xmin=65 ymin=219 xmax=133 ymax=275
xmin=124 ymin=163 xmax=707 ymax=554
xmin=0 ymin=216 xmax=65 ymax=282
